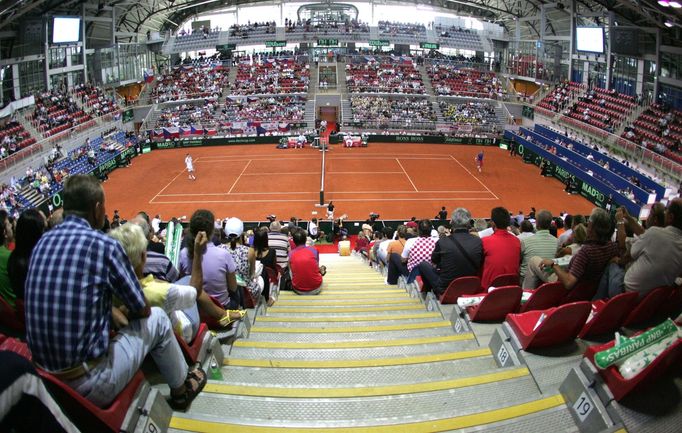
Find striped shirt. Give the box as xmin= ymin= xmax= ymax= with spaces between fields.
xmin=143 ymin=250 xmax=179 ymax=282
xmin=268 ymin=231 xmax=291 ymax=269
xmin=520 ymin=230 xmax=559 ymax=278
xmin=568 ymin=241 xmax=620 ymax=285
xmin=25 ymin=216 xmax=144 ymax=371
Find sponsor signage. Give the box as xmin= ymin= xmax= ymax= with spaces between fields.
xmin=317 ymin=38 xmax=339 ymax=46
xmin=264 ymin=40 xmax=287 ymax=48
xmin=368 ymin=39 xmax=390 ymax=47
xmin=420 ymin=42 xmax=440 ymax=50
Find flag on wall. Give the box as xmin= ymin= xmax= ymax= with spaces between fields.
xmin=143 ymin=69 xmax=155 ymax=83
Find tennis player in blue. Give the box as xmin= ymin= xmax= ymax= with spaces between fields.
xmin=475 ymin=150 xmax=484 ymax=173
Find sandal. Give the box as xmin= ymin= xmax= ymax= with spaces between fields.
xmin=219 ymin=309 xmax=246 ymax=328
xmin=168 ymin=364 xmax=207 ymax=411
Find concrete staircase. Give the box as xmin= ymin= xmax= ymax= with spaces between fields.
xmin=341 ymin=99 xmax=352 ymax=125
xmin=336 ymin=61 xmax=348 ymax=96
xmin=308 ymin=64 xmax=319 ymax=97
xmin=17 ymin=110 xmax=42 ymax=140
xmin=169 ymin=254 xmax=578 ymax=432
xmin=418 ymin=64 xmax=435 ymax=96
xmin=304 ymin=99 xmax=316 ymax=127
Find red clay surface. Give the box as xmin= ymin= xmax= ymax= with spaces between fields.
xmin=104 ymin=143 xmax=596 ymax=222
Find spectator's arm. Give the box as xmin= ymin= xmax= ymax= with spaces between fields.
xmin=189 ymin=231 xmax=207 ymax=297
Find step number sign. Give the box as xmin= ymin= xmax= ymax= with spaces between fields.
xmin=572 ymin=391 xmax=594 ymax=423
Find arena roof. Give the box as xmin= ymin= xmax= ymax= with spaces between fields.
xmin=0 ymin=0 xmax=680 ymax=46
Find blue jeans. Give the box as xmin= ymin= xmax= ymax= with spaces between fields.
xmin=65 ymin=307 xmax=187 ymax=407
xmin=594 ymin=262 xmax=625 ymax=300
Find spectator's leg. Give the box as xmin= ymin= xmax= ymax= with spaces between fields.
xmin=417 ymin=261 xmax=440 ymax=294
xmin=387 ymin=253 xmax=407 ymax=285
xmin=66 ymin=307 xmax=187 ymax=408
xmin=524 ymin=256 xmax=556 ymax=289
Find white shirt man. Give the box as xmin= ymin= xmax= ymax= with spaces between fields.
xmin=184 ymin=154 xmax=195 ymax=180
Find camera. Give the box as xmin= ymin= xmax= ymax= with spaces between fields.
xmin=369 ymin=212 xmax=380 ymax=221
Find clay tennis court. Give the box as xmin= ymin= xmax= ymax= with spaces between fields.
xmin=104 ymin=143 xmax=595 ymax=221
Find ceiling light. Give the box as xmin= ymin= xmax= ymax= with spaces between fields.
xmin=670 ymin=1 xmax=681 ymax=7
xmin=664 ymin=20 xmax=674 ymax=27
xmin=658 ymin=0 xmax=670 ymax=6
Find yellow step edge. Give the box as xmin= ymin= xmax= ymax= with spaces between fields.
xmin=170 ymin=395 xmax=565 ymax=433
xmin=266 ymin=305 xmax=423 ymax=313
xmin=234 ymin=333 xmax=474 ymax=349
xmin=255 ymin=312 xmax=442 ymax=322
xmin=204 ymin=367 xmax=529 ymax=398
xmin=250 ymin=321 xmax=451 ymax=334
xmin=224 ymin=347 xmax=492 ymax=368
xmin=274 ymin=299 xmax=418 ymax=306
xmin=324 ymin=282 xmax=387 ymax=286
xmin=278 ymin=292 xmax=406 ymax=299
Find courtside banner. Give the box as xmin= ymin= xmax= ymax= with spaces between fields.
xmin=150 ymin=136 xmax=281 ymax=149
xmin=365 ymin=135 xmax=499 ymax=145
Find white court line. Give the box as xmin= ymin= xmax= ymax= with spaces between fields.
xmin=227 ymin=160 xmax=252 ymax=194
xmin=240 ymin=172 xmax=320 ymax=176
xmin=449 ymin=155 xmax=499 ymax=200
xmin=196 ymin=156 xmax=447 ymax=162
xmin=156 ymin=189 xmax=492 ymax=197
xmin=395 ymin=158 xmax=418 ymax=192
xmin=152 ymin=197 xmax=499 ymax=204
xmin=149 ymin=160 xmax=194 ymax=204
xmin=239 ymin=171 xmax=405 ymax=176
xmin=197 ymin=152 xmax=449 ymax=160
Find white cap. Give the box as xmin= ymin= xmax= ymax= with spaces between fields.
xmin=224 ymin=217 xmax=244 ymax=237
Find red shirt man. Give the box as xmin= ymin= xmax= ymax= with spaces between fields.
xmin=289 ymin=229 xmax=324 ymax=295
xmin=481 ymin=207 xmax=521 ymax=288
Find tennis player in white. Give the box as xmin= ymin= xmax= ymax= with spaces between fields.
xmin=185 ymin=153 xmax=196 ymax=180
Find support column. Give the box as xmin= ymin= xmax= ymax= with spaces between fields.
xmin=11 ymin=64 xmax=20 ymax=100
xmin=82 ymin=3 xmax=88 ymax=84
xmin=653 ymin=29 xmax=661 ymax=101
xmin=635 ymin=59 xmax=644 ymax=96
xmin=605 ymin=12 xmax=614 ymax=90
xmin=568 ymin=0 xmax=576 ymax=81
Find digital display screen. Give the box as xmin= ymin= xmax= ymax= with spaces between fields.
xmin=53 ymin=17 xmax=81 ymax=44
xmin=576 ymin=27 xmax=604 ymax=53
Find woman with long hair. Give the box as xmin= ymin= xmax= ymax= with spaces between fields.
xmin=248 ymin=227 xmax=277 ymax=306
xmin=5 ymin=209 xmax=45 ymax=306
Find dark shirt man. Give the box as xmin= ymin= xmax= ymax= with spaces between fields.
xmin=419 ymin=208 xmax=482 ymax=296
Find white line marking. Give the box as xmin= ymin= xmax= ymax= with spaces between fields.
xmin=228 ymin=160 xmax=252 ymax=194
xmin=151 ymin=197 xmax=498 ymax=204
xmin=449 ymin=155 xmax=499 ymax=200
xmin=157 ymin=190 xmax=492 ymax=197
xmin=396 ymin=158 xmax=418 ymax=192
xmin=149 ymin=167 xmax=190 ymax=203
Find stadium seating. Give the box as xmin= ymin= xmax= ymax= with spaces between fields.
xmin=659 ymin=286 xmax=682 ymax=320
xmin=463 ymin=285 xmax=522 ymax=322
xmin=561 ymin=281 xmax=597 ymax=304
xmin=506 ymin=301 xmax=591 ymax=349
xmin=427 ymin=65 xmax=503 ymax=98
xmin=346 ymin=59 xmax=425 ymax=94
xmin=577 ymin=292 xmax=638 ymax=339
xmin=350 ymin=95 xmax=436 ymax=129
xmin=0 ymin=297 xmax=25 ymax=333
xmin=621 ymin=286 xmax=674 ymax=327
xmin=438 ymin=276 xmax=482 ymax=304
xmin=518 ymin=282 xmax=565 ymax=314
xmin=488 ymin=273 xmax=519 ymax=290
xmin=233 ymin=57 xmax=309 ymax=95
xmin=177 ymin=323 xmax=210 ymax=364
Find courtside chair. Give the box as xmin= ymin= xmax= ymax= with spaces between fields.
xmin=578 ymin=292 xmax=638 ymax=339
xmin=464 ymin=285 xmax=522 ymax=322
xmin=439 ymin=276 xmax=482 ymax=304
xmin=622 ymin=286 xmax=674 ymax=328
xmin=518 ymin=281 xmax=565 ymax=313
xmin=506 ymin=301 xmax=591 ymax=350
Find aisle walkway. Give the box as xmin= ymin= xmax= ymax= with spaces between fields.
xmin=169 ymin=254 xmax=577 ymax=432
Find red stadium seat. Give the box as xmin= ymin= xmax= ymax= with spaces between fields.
xmin=583 ymin=329 xmax=682 ymax=401
xmin=506 ymin=301 xmax=591 ymax=350
xmin=578 ymin=292 xmax=638 ymax=339
xmin=0 ymin=335 xmax=146 ymax=432
xmin=488 ymin=273 xmax=520 ymax=290
xmin=518 ymin=282 xmax=565 ymax=313
xmin=199 ymin=295 xmax=228 ymax=330
xmin=176 ymin=322 xmax=209 ymax=364
xmin=39 ymin=368 xmax=146 ymax=433
xmin=658 ymin=286 xmax=682 ymax=320
xmin=0 ymin=296 xmax=25 ymax=333
xmin=464 ymin=285 xmax=522 ymax=322
xmin=439 ymin=276 xmax=482 ymax=304
xmin=622 ymin=286 xmax=674 ymax=327
xmin=561 ymin=281 xmax=597 ymax=304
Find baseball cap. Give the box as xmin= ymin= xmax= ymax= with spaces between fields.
xmin=224 ymin=217 xmax=244 ymax=237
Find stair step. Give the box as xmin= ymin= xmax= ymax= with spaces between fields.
xmin=234 ymin=333 xmax=471 ymax=349
xmin=217 ymin=356 xmax=498 ymax=388
xmin=224 ymin=339 xmax=480 ymax=368
xmin=170 ymin=388 xmax=560 ymax=430
xmin=204 ymin=367 xmax=530 ymax=398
